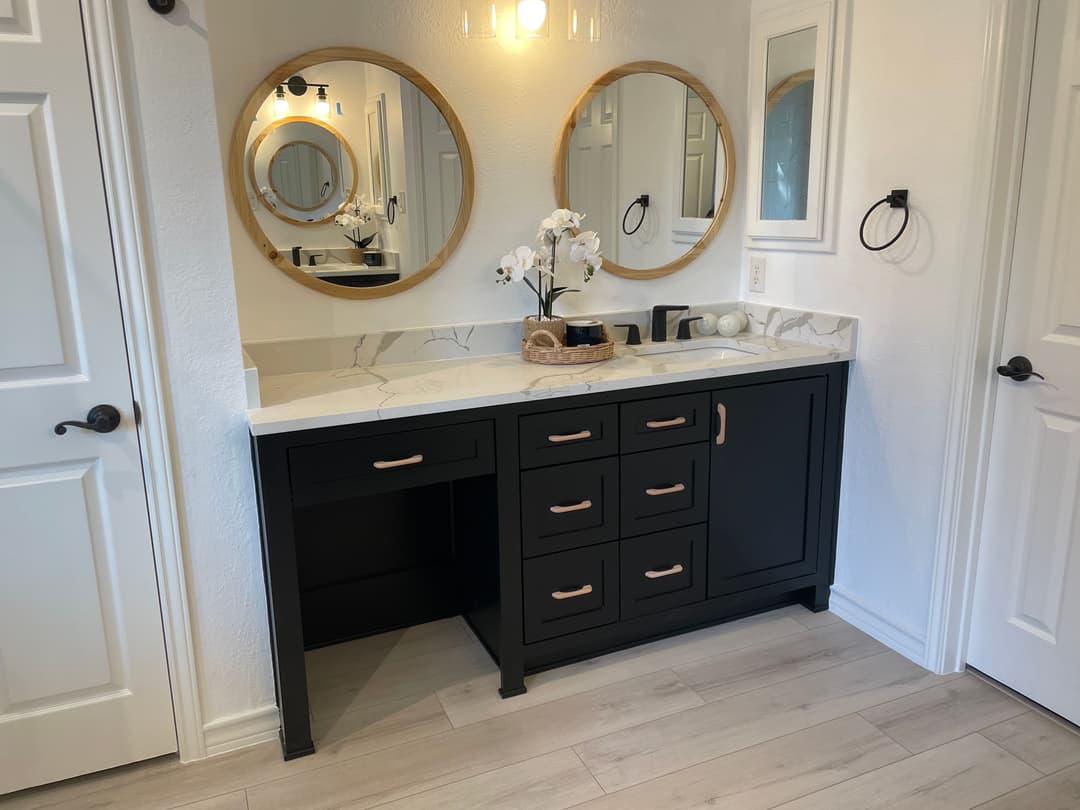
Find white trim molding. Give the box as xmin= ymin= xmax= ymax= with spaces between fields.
xmin=203 ymin=706 xmax=280 ymax=758
xmin=829 ymin=586 xmax=927 ymax=666
xmin=924 ymin=0 xmax=1039 ymax=675
xmin=81 ymin=0 xmax=206 ymax=761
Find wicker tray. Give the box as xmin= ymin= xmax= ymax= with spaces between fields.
xmin=521 ymin=327 xmax=615 ymax=365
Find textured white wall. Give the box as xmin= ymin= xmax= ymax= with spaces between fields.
xmin=744 ymin=0 xmax=995 ymax=659
xmin=116 ymin=0 xmax=274 ymax=728
xmin=206 ymin=0 xmax=752 ymax=342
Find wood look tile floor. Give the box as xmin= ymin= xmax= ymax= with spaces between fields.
xmin=7 ymin=606 xmax=1080 ymax=810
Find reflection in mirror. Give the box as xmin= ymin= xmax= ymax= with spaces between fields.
xmin=761 ymin=26 xmax=816 ymax=221
xmin=241 ymin=58 xmax=466 ymax=291
xmin=561 ymin=66 xmax=734 ymax=277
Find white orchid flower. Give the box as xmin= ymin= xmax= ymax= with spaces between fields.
xmin=496 ymin=245 xmax=537 ymax=284
xmin=568 ymin=231 xmax=600 ymax=263
xmin=539 ymin=208 xmax=583 ymax=238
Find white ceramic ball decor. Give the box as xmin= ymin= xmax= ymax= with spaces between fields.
xmin=695 ymin=312 xmax=719 ymax=335
xmin=717 ymin=309 xmax=748 ymax=338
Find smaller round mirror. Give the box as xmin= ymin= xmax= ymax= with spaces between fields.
xmin=250 ymin=117 xmax=356 ymax=224
xmin=555 ymin=62 xmax=736 ymax=280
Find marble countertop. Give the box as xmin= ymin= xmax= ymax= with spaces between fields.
xmin=248 ymin=333 xmax=853 ymax=436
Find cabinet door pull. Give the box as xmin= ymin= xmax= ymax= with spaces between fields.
xmin=645 ymin=564 xmax=684 ymax=579
xmin=547 ymin=429 xmax=592 ymax=443
xmin=645 ymin=483 xmax=686 ymax=497
xmin=550 ymin=499 xmax=593 ymax=514
xmin=645 ymin=416 xmax=687 ymax=429
xmin=552 ymin=584 xmax=593 ymax=600
xmin=716 ymin=402 xmax=728 ymax=445
xmin=372 ymin=453 xmax=424 ymax=470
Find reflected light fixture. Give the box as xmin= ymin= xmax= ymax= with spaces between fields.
xmin=315 ymin=86 xmax=331 ymax=117
xmin=273 ymin=85 xmax=289 ymax=116
xmin=569 ymin=0 xmax=601 ymax=42
xmin=461 ymin=0 xmax=497 ymax=38
xmin=517 ymin=0 xmax=549 ymax=39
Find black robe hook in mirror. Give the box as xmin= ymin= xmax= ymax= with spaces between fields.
xmin=622 ymin=194 xmax=650 ymax=236
xmin=148 ymin=0 xmax=176 ymax=13
xmin=859 ymin=189 xmax=910 ymax=251
xmin=386 ymin=195 xmax=398 ymax=225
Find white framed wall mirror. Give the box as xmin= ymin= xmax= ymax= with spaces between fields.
xmin=746 ymin=0 xmax=842 ymax=249
xmin=229 ymin=48 xmax=475 ymax=300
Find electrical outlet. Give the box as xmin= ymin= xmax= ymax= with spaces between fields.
xmin=749 ymin=256 xmax=767 ymax=293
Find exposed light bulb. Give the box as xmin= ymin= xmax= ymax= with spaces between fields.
xmin=315 ymin=87 xmax=330 ymax=117
xmin=273 ymin=85 xmax=288 ymax=116
xmin=517 ymin=0 xmax=548 ymax=38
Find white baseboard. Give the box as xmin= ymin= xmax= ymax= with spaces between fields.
xmin=202 ymin=705 xmax=280 ymax=758
xmin=829 ymin=585 xmax=928 ymax=667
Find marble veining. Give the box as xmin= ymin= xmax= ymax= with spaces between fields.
xmin=249 ymin=330 xmax=853 ymax=435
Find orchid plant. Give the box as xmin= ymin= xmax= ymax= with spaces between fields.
xmin=496 ymin=209 xmax=603 ymax=320
xmin=334 ymin=195 xmax=380 ymax=250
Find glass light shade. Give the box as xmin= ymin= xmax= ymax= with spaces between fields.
xmin=315 ymin=87 xmax=331 ymax=117
xmin=461 ymin=0 xmax=497 ymax=38
xmin=517 ymin=0 xmax=549 ymax=39
xmin=272 ymin=86 xmax=289 ymax=116
xmin=568 ymin=0 xmax=601 ymax=42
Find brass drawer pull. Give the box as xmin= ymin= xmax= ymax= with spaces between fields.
xmin=645 ymin=416 xmax=687 ymax=429
xmin=645 ymin=564 xmax=684 ymax=579
xmin=372 ymin=453 xmax=424 ymax=470
xmin=550 ymin=499 xmax=593 ymax=514
xmin=645 ymin=483 xmax=686 ymax=497
xmin=547 ymin=429 xmax=592 ymax=443
xmin=552 ymin=584 xmax=594 ymax=600
xmin=716 ymin=402 xmax=727 ymax=445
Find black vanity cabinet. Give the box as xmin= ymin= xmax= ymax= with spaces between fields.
xmin=251 ymin=361 xmax=848 ymax=759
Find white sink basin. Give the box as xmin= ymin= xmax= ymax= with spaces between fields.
xmin=632 ymin=338 xmax=765 ymax=359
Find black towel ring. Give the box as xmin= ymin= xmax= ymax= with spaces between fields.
xmin=386 ymin=195 xmax=398 ymax=225
xmin=859 ymin=189 xmax=909 ymax=251
xmin=622 ymin=194 xmax=650 ymax=236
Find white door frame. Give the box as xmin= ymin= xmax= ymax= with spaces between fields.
xmin=924 ymin=0 xmax=1041 ymax=674
xmin=81 ymin=1 xmax=205 ymax=761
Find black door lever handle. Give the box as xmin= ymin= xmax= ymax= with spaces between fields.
xmin=996 ymin=356 xmax=1045 ymax=382
xmin=54 ymin=404 xmax=122 ymax=435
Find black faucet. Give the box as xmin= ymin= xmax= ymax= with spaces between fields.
xmin=651 ymin=305 xmax=689 ymax=342
xmin=676 ymin=316 xmax=704 ymax=340
xmin=291 ymin=246 xmax=302 ymax=267
xmin=613 ymin=323 xmax=642 ymax=345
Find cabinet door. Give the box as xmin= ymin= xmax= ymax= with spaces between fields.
xmin=709 ymin=377 xmax=827 ymax=596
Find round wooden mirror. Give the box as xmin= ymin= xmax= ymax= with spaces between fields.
xmin=554 ymin=61 xmax=736 ymax=280
xmin=229 ymin=48 xmax=475 ymax=299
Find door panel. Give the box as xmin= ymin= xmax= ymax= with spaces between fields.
xmin=0 ymin=1 xmax=175 ymax=793
xmin=968 ymin=0 xmax=1080 ymax=726
xmin=708 ymin=377 xmax=826 ymax=596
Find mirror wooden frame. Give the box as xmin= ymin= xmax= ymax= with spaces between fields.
xmin=249 ymin=116 xmax=357 ymax=225
xmin=554 ymin=61 xmax=736 ymax=280
xmin=229 ymin=47 xmax=475 ymax=300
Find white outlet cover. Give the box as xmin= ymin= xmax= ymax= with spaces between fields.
xmin=749 ymin=256 xmax=766 ymax=293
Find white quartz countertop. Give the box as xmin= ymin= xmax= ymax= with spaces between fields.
xmin=248 ymin=333 xmax=853 ymax=436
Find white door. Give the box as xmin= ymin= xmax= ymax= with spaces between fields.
xmin=567 ymin=87 xmax=618 ymax=262
xmin=0 ymin=1 xmax=175 ymax=794
xmin=681 ymin=89 xmax=718 ymax=219
xmin=967 ymin=0 xmax=1080 ymax=726
xmin=418 ymin=91 xmax=463 ymax=260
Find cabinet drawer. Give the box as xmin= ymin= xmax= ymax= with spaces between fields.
xmin=621 ymin=444 xmax=709 ymax=537
xmin=621 ymin=525 xmax=707 ymax=619
xmin=524 ymin=543 xmax=619 ymax=643
xmin=521 ymin=458 xmax=619 ymax=557
xmin=288 ymin=421 xmax=494 ymax=505
xmin=620 ymin=393 xmax=710 ymax=452
xmin=519 ymin=404 xmax=618 ymax=469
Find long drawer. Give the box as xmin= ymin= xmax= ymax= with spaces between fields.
xmin=288 ymin=421 xmax=495 ymax=505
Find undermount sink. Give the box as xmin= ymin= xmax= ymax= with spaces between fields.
xmin=632 ymin=338 xmax=766 ymax=358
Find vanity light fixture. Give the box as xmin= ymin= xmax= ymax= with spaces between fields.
xmin=461 ymin=0 xmax=497 ymax=38
xmin=517 ymin=0 xmax=549 ymax=39
xmin=273 ymin=85 xmax=289 ymax=116
xmin=568 ymin=0 xmax=601 ymax=42
xmin=315 ymin=86 xmax=331 ymax=117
